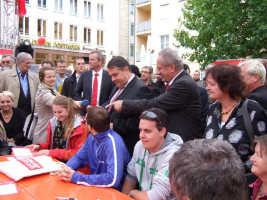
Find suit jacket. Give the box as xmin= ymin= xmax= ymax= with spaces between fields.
xmin=123 ymin=71 xmax=202 ymax=142
xmin=73 ymin=70 xmax=114 ymax=105
xmin=248 ymin=85 xmax=267 ymax=110
xmin=61 ymin=71 xmax=77 ymax=99
xmin=0 ymin=66 xmax=39 ymax=111
xmin=103 ymin=76 xmax=151 ymax=156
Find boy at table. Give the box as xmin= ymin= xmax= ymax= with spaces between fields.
xmin=59 ymin=106 xmax=131 ymax=191
xmin=122 ymin=108 xmax=183 ymax=200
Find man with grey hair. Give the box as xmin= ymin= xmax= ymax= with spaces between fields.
xmin=0 ymin=52 xmax=39 ymax=120
xmin=106 ymin=47 xmax=202 ymax=142
xmin=240 ymin=59 xmax=267 ymax=110
xmin=0 ymin=54 xmax=15 ymax=72
xmin=169 ymin=139 xmax=248 ymax=200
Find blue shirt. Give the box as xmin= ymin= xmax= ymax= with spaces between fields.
xmin=17 ymin=66 xmax=29 ymax=96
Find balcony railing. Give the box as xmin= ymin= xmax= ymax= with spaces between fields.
xmin=136 ymin=0 xmax=151 ymax=5
xmin=137 ymin=20 xmax=151 ymax=33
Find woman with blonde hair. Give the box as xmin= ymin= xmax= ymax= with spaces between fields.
xmin=27 ymin=96 xmax=89 ymax=162
xmin=0 ymin=91 xmax=30 ymax=146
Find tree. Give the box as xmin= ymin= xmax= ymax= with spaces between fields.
xmin=174 ymin=0 xmax=267 ymax=69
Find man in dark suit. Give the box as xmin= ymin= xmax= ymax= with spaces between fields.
xmin=61 ymin=57 xmax=85 ymax=99
xmin=103 ymin=56 xmax=151 ymax=155
xmin=73 ymin=51 xmax=113 ymax=114
xmin=107 ymin=47 xmax=202 ymax=142
xmin=240 ymin=59 xmax=267 ymax=110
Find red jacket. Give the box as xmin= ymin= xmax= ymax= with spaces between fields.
xmin=39 ymin=116 xmax=89 ymax=161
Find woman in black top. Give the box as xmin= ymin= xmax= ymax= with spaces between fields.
xmin=0 ymin=91 xmax=29 ymax=146
xmin=204 ymin=63 xmax=267 ymax=175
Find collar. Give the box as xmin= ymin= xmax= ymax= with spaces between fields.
xmin=92 ymin=68 xmax=103 ymax=76
xmin=92 ymin=128 xmax=111 ymax=142
xmin=123 ymin=73 xmax=135 ymax=89
xmin=168 ymin=70 xmax=183 ymax=86
xmin=16 ymin=66 xmax=28 ymax=76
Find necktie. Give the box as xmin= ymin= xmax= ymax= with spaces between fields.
xmin=165 ymin=84 xmax=170 ymax=92
xmin=91 ymin=73 xmax=98 ymax=106
xmin=108 ymin=88 xmax=123 ymax=112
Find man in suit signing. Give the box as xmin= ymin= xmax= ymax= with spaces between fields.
xmin=107 ymin=47 xmax=202 ymax=143
xmin=73 ymin=50 xmax=113 ymax=115
xmin=104 ymin=56 xmax=151 ymax=155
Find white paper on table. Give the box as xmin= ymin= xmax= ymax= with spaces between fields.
xmin=0 ymin=181 xmax=18 ymax=195
xmin=12 ymin=148 xmax=33 ymax=157
xmin=0 ymin=156 xmax=60 ymax=181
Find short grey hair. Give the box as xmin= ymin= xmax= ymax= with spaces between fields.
xmin=16 ymin=52 xmax=32 ymax=63
xmin=158 ymin=47 xmax=183 ymax=70
xmin=240 ymin=59 xmax=266 ymax=83
xmin=1 ymin=54 xmax=15 ymax=62
xmin=169 ymin=139 xmax=248 ymax=200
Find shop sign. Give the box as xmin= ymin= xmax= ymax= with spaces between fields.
xmin=19 ymin=38 xmax=81 ymax=50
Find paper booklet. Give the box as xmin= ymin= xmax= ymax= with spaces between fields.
xmin=0 ymin=148 xmax=60 ymax=181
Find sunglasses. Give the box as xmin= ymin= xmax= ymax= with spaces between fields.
xmin=141 ymin=111 xmax=162 ymax=125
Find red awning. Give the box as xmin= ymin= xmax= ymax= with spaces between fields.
xmin=0 ymin=49 xmax=13 ymax=55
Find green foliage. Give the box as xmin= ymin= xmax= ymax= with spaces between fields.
xmin=174 ymin=0 xmax=267 ymax=69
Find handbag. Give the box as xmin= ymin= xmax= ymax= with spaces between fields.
xmin=23 ymin=105 xmax=38 ymax=141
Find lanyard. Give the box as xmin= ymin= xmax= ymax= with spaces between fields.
xmin=139 ymin=150 xmax=158 ymax=191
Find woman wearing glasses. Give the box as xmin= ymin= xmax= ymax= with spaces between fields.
xmin=33 ymin=66 xmax=59 ymax=144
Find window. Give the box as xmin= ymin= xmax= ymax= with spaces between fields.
xmin=37 ymin=19 xmax=47 ymax=37
xmin=54 ymin=22 xmax=62 ymax=40
xmin=54 ymin=0 xmax=63 ymax=12
xmin=97 ymin=4 xmax=104 ymax=20
xmin=130 ymin=23 xmax=134 ymax=36
xmin=19 ymin=16 xmax=29 ymax=35
xmin=97 ymin=30 xmax=104 ymax=46
xmin=130 ymin=2 xmax=134 ymax=14
xmin=160 ymin=35 xmax=169 ymax=49
xmin=84 ymin=1 xmax=91 ymax=18
xmin=38 ymin=0 xmax=47 ymax=8
xmin=70 ymin=0 xmax=77 ymax=15
xmin=130 ymin=44 xmax=134 ymax=57
xmin=84 ymin=27 xmax=91 ymax=44
xmin=70 ymin=25 xmax=77 ymax=42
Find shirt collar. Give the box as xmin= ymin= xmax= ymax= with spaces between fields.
xmin=123 ymin=73 xmax=135 ymax=89
xmin=16 ymin=66 xmax=28 ymax=76
xmin=168 ymin=70 xmax=183 ymax=86
xmin=92 ymin=68 xmax=103 ymax=76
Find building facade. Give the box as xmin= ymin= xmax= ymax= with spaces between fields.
xmin=18 ymin=0 xmax=120 ymax=67
xmin=135 ymin=0 xmax=199 ymax=72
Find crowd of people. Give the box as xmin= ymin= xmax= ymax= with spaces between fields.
xmin=1 ymin=47 xmax=267 ymax=200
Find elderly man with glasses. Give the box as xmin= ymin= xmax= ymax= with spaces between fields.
xmin=0 ymin=52 xmax=39 ymax=121
xmin=0 ymin=54 xmax=15 ymax=72
xmin=122 ymin=108 xmax=183 ymax=200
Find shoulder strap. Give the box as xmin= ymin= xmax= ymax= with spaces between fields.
xmin=24 ymin=103 xmax=35 ymax=138
xmin=242 ymin=99 xmax=255 ymax=141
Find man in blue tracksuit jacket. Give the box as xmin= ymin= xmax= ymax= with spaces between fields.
xmin=59 ymin=106 xmax=131 ymax=191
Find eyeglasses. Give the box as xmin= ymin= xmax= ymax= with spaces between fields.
xmin=141 ymin=111 xmax=162 ymax=123
xmin=1 ymin=60 xmax=11 ymax=64
xmin=141 ymin=71 xmax=150 ymax=74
